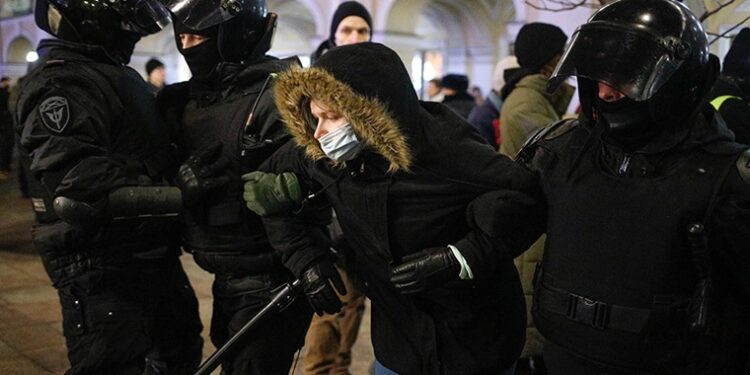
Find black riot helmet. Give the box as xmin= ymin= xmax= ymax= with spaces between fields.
xmin=166 ymin=0 xmax=274 ymax=63
xmin=35 ymin=0 xmax=171 ymax=63
xmin=548 ymin=0 xmax=717 ymax=132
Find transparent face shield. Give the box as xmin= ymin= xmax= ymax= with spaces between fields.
xmin=547 ymin=22 xmax=688 ymax=102
xmin=164 ymin=0 xmax=255 ymax=30
xmin=120 ymin=0 xmax=172 ymax=35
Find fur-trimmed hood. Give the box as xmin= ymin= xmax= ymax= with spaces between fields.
xmin=274 ymin=42 xmax=419 ymax=173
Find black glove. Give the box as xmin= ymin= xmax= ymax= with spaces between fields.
xmin=390 ymin=247 xmax=460 ymax=294
xmin=176 ymin=141 xmax=230 ymax=206
xmin=300 ymin=259 xmax=347 ymax=316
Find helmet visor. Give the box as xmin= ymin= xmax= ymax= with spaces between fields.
xmin=123 ymin=0 xmax=172 ymax=35
xmin=548 ymin=23 xmax=685 ymax=101
xmin=164 ymin=0 xmax=244 ymax=30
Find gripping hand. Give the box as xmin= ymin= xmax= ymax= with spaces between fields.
xmin=390 ymin=247 xmax=460 ymax=294
xmin=241 ymin=171 xmax=303 ymax=216
xmin=176 ymin=141 xmax=230 ymax=206
xmin=300 ymin=259 xmax=347 ymax=316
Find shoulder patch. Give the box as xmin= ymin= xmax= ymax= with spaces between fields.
xmin=38 ymin=96 xmax=70 ymax=134
xmin=737 ymin=149 xmax=750 ymax=185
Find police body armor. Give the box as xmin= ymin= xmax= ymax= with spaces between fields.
xmin=173 ymin=59 xmax=298 ymax=276
xmin=531 ymin=123 xmax=742 ymax=373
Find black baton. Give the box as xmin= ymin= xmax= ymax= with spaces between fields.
xmin=194 ymin=279 xmax=302 ymax=375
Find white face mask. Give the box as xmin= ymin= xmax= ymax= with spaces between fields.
xmin=318 ymin=123 xmax=362 ymax=161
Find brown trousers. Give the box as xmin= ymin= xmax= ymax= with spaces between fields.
xmin=303 ymin=267 xmax=366 ymax=375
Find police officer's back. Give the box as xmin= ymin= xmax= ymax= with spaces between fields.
xmin=519 ymin=0 xmax=750 ymax=373
xmin=15 ymin=1 xmax=203 ymax=374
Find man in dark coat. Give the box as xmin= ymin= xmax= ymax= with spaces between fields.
xmin=243 ymin=42 xmax=544 ymax=375
xmin=310 ymin=1 xmax=372 ymax=64
xmin=159 ymin=1 xmax=320 ymax=373
xmin=709 ymin=27 xmax=750 ymax=144
xmin=15 ymin=1 xmax=203 ymax=373
xmin=440 ymin=73 xmax=476 ymax=119
xmin=518 ymin=0 xmax=750 ymax=373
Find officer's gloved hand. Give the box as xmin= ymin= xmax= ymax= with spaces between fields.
xmin=300 ymin=258 xmax=347 ymax=316
xmin=241 ymin=171 xmax=303 ymax=216
xmin=176 ymin=141 xmax=230 ymax=206
xmin=390 ymin=247 xmax=460 ymax=294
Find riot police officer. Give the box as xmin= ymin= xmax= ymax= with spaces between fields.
xmin=159 ymin=0 xmax=319 ymax=373
xmin=15 ymin=1 xmax=204 ymax=374
xmin=518 ymin=0 xmax=750 ymax=373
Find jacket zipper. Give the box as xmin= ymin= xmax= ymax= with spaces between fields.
xmin=618 ymin=154 xmax=632 ymax=175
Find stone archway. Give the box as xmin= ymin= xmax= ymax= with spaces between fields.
xmin=269 ymin=0 xmax=319 ymax=62
xmin=6 ymin=35 xmax=32 ymax=63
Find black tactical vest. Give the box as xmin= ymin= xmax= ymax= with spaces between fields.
xmin=532 ymin=126 xmax=742 ymax=373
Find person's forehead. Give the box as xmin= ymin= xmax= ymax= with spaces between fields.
xmin=337 ymin=16 xmax=369 ymax=30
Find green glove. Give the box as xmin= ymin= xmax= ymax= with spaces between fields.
xmin=242 ymin=171 xmax=303 ymax=216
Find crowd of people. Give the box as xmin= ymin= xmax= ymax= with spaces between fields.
xmin=4 ymin=0 xmax=750 ymax=374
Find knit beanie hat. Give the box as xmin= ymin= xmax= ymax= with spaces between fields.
xmin=514 ymin=22 xmax=567 ymax=71
xmin=492 ymin=56 xmax=519 ymax=92
xmin=329 ymin=1 xmax=373 ymax=46
xmin=441 ymin=74 xmax=469 ymax=92
xmin=722 ymin=27 xmax=750 ymax=78
xmin=145 ymin=58 xmax=164 ymax=76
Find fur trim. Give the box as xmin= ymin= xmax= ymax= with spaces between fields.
xmin=274 ymin=66 xmax=412 ymax=173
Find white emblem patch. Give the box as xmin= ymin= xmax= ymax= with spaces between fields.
xmin=39 ymin=96 xmax=70 ymax=133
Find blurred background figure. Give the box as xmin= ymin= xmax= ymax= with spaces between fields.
xmin=468 ymin=56 xmax=519 ymax=149
xmin=0 ymin=76 xmax=12 ymax=181
xmin=471 ymin=85 xmax=484 ymax=106
xmin=426 ymin=78 xmax=444 ymax=102
xmin=145 ymin=57 xmax=166 ymax=95
xmin=710 ymin=27 xmax=750 ymax=144
xmin=499 ymin=22 xmax=573 ymax=158
xmin=441 ymin=73 xmax=475 ymax=119
xmin=311 ymin=1 xmax=372 ymax=64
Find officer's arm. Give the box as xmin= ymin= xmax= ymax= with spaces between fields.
xmin=19 ymin=82 xmax=128 ymax=204
xmin=712 ymin=150 xmax=750 ymax=295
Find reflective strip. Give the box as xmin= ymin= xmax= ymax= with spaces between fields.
xmin=710 ymin=95 xmax=742 ymax=110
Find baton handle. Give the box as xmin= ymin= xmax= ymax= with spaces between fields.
xmin=195 ymin=280 xmax=302 ymax=375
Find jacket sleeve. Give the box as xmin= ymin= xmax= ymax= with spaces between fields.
xmin=18 ymin=75 xmax=128 ymax=203
xmin=712 ymin=166 xmax=750 ymax=296
xmin=258 ymin=141 xmax=333 ymax=277
xmin=499 ymin=88 xmax=559 ymax=158
xmin=429 ymin=112 xmax=546 ymax=278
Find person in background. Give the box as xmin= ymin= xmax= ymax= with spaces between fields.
xmin=426 ymin=78 xmax=444 ymax=102
xmin=0 ymin=76 xmax=12 ymax=181
xmin=499 ymin=22 xmax=573 ymax=158
xmin=311 ymin=1 xmax=372 ymax=64
xmin=467 ymin=56 xmax=519 ymax=149
xmin=709 ymin=27 xmax=750 ymax=144
xmin=145 ymin=57 xmax=166 ymax=95
xmin=440 ymin=73 xmax=475 ymax=119
xmin=471 ymin=85 xmax=485 ymax=106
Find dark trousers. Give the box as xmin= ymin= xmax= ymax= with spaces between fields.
xmin=0 ymin=118 xmax=13 ymax=171
xmin=56 ymin=256 xmax=204 ymax=375
xmin=209 ymin=272 xmax=313 ymax=375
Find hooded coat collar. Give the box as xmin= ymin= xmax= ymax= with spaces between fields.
xmin=274 ymin=43 xmax=415 ymax=173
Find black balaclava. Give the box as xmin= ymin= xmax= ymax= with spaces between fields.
xmin=596 ymin=96 xmax=661 ymax=149
xmin=329 ymin=1 xmax=372 ymax=46
xmin=173 ymin=17 xmax=221 ymax=78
